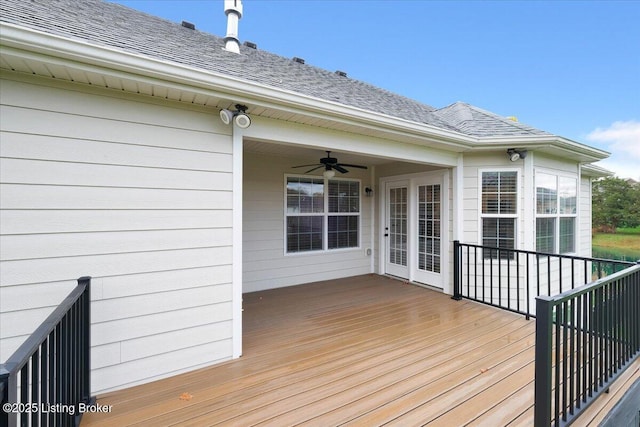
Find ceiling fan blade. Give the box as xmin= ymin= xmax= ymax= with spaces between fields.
xmin=333 ymin=164 xmax=349 ymax=174
xmin=305 ymin=165 xmax=324 ymax=174
xmin=337 ymin=163 xmax=368 ymax=169
xmin=292 ymin=163 xmax=321 ymax=168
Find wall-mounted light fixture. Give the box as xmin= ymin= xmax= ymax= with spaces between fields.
xmin=219 ymin=104 xmax=251 ymax=129
xmin=365 ymin=187 xmax=373 ymax=197
xmin=507 ymin=148 xmax=528 ymax=162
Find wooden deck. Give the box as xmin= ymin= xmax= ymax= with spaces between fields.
xmin=82 ymin=274 xmax=639 ymax=426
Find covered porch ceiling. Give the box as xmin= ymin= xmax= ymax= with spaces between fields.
xmin=244 ymin=139 xmax=416 ymax=169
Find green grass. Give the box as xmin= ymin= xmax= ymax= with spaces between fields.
xmin=593 ymin=226 xmax=640 ymax=251
xmin=616 ymin=226 xmax=640 ymax=235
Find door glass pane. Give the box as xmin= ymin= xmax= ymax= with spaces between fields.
xmin=418 ymin=184 xmax=440 ymax=273
xmin=389 ymin=187 xmax=407 ymax=266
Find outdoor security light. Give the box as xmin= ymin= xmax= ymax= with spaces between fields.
xmin=507 ymin=148 xmax=527 ymax=162
xmin=219 ymin=104 xmax=251 ymax=128
xmin=219 ymin=109 xmax=234 ymax=125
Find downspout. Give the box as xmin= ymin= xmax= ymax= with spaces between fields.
xmin=523 ymin=152 xmax=535 ymax=251
xmin=453 ymin=153 xmax=464 ymax=242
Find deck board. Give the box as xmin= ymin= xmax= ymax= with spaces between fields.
xmin=81 ymin=274 xmax=632 ymax=426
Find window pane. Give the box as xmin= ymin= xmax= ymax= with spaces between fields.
xmin=328 ymin=180 xmax=359 ymax=213
xmin=328 ymin=215 xmax=359 ymax=249
xmin=287 ymin=177 xmax=324 ymax=213
xmin=287 ymin=216 xmax=323 ymax=252
xmin=536 ymin=218 xmax=555 ymax=253
xmin=482 ymin=218 xmax=515 ymax=259
xmin=536 ymin=173 xmax=557 ymax=214
xmin=499 ymin=172 xmax=517 ymax=192
xmin=559 ymin=177 xmax=577 ymax=214
xmin=482 ymin=171 xmax=517 ymax=214
xmin=559 ymin=217 xmax=575 ymax=253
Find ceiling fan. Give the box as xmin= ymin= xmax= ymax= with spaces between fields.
xmin=292 ymin=151 xmax=368 ymax=175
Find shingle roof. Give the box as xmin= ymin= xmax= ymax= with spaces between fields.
xmin=0 ymin=0 xmax=551 ymax=138
xmin=432 ymin=102 xmax=552 ymax=137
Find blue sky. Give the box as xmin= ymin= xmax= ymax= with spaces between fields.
xmin=110 ymin=0 xmax=639 ymax=178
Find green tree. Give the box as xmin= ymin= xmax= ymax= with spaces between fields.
xmin=592 ymin=177 xmax=640 ymax=232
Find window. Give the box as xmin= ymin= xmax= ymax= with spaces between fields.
xmin=535 ymin=172 xmax=577 ymax=254
xmin=286 ymin=176 xmax=360 ymax=253
xmin=481 ymin=171 xmax=517 ymax=259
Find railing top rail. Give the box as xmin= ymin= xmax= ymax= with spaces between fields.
xmin=456 ymin=241 xmax=636 ymax=267
xmin=1 ymin=276 xmax=91 ymax=375
xmin=536 ymin=264 xmax=640 ymax=305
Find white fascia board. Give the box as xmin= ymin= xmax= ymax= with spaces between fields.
xmin=581 ymin=163 xmax=614 ymax=178
xmin=469 ymin=135 xmax=610 ymax=162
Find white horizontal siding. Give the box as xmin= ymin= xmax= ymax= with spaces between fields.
xmin=1 ymin=132 xmax=232 ymax=172
xmin=0 ymin=74 xmax=234 ymax=393
xmin=1 ymin=158 xmax=231 ymax=190
xmin=92 ymin=301 xmax=232 ymax=347
xmin=0 ymin=184 xmax=232 ymax=210
xmin=243 ymin=151 xmax=373 ymax=293
xmin=0 ymin=210 xmax=232 ymax=235
xmin=91 ymin=340 xmax=232 ymax=393
xmin=1 ymin=229 xmax=233 ymax=260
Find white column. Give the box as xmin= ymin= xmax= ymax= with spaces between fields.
xmin=231 ymin=123 xmax=243 ymax=358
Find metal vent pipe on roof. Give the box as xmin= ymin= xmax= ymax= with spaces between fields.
xmin=223 ymin=0 xmax=243 ymax=53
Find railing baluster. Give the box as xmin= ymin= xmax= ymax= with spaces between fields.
xmin=40 ymin=337 xmax=48 ymax=427
xmin=490 ymin=250 xmax=494 ymax=305
xmin=562 ymin=301 xmax=569 ymax=420
xmin=559 ymin=257 xmax=563 ymax=294
xmin=31 ymin=351 xmax=39 ymax=427
xmin=537 ymin=253 xmax=541 ymax=298
xmin=498 ymin=248 xmax=502 ymax=308
xmin=525 ymin=254 xmax=530 ymax=319
xmin=20 ymin=364 xmax=27 ymax=426
xmin=576 ymin=293 xmax=582 ymax=408
xmin=547 ymin=254 xmax=552 ymax=296
xmin=49 ymin=328 xmax=56 ymax=427
xmin=569 ymin=298 xmax=575 ymax=416
xmin=555 ymin=303 xmax=562 ymax=424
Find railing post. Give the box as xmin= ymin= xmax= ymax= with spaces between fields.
xmin=452 ymin=240 xmax=462 ymax=300
xmin=0 ymin=367 xmax=8 ymax=427
xmin=78 ymin=276 xmax=94 ymax=409
xmin=535 ymin=295 xmax=554 ymax=427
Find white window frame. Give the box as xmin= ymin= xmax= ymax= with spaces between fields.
xmin=478 ymin=168 xmax=520 ymax=259
xmin=284 ymin=174 xmax=361 ymax=255
xmin=535 ymin=169 xmax=578 ymax=255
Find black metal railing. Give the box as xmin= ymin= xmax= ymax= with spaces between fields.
xmin=452 ymin=241 xmax=636 ymax=318
xmin=0 ymin=277 xmax=93 ymax=427
xmin=534 ymin=264 xmax=640 ymax=427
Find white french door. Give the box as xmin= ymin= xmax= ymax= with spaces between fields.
xmin=385 ymin=181 xmax=409 ymax=279
xmin=383 ymin=172 xmax=447 ymax=289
